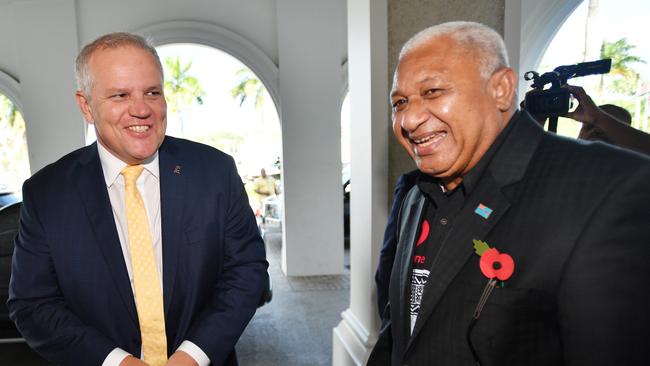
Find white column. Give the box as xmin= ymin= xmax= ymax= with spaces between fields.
xmin=333 ymin=0 xmax=388 ymax=364
xmin=504 ymin=0 xmax=524 ymax=98
xmin=276 ymin=0 xmax=346 ymax=276
xmin=13 ymin=0 xmax=84 ymax=172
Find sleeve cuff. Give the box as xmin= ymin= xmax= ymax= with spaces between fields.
xmin=178 ymin=340 xmax=211 ymax=366
xmin=102 ymin=348 xmax=132 ymax=366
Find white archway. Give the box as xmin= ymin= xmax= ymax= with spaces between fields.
xmin=135 ymin=20 xmax=281 ymax=117
xmin=506 ymin=0 xmax=583 ymax=97
xmin=0 ymin=70 xmax=23 ymax=113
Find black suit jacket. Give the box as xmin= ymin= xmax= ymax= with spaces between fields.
xmin=8 ymin=137 xmax=268 ymax=365
xmin=368 ymin=112 xmax=650 ymax=365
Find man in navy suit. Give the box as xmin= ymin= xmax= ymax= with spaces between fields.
xmin=368 ymin=21 xmax=650 ymax=365
xmin=8 ymin=32 xmax=267 ymax=366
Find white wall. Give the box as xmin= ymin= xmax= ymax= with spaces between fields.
xmin=11 ymin=0 xmax=84 ymax=172
xmin=75 ymin=0 xmax=280 ymax=65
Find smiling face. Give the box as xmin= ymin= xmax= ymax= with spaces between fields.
xmin=75 ymin=45 xmax=166 ymax=164
xmin=391 ymin=35 xmax=514 ymax=190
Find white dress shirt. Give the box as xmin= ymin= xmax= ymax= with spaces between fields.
xmin=97 ymin=142 xmax=210 ymax=366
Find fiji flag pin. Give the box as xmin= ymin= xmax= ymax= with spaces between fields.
xmin=173 ymin=165 xmax=182 ymax=175
xmin=474 ymin=203 xmax=493 ymax=219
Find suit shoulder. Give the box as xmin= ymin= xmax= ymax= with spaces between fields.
xmin=26 ymin=145 xmax=94 ymax=187
xmin=540 ymin=133 xmax=650 ymax=175
xmin=162 ymin=136 xmax=234 ymax=163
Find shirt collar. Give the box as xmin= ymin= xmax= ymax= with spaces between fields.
xmin=97 ymin=141 xmax=160 ymax=187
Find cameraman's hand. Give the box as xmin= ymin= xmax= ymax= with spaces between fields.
xmin=564 ymin=85 xmax=600 ymax=124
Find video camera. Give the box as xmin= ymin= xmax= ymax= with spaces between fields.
xmin=523 ymin=59 xmax=612 ymax=123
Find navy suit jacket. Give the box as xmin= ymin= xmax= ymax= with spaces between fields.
xmin=8 ymin=136 xmax=268 ymax=366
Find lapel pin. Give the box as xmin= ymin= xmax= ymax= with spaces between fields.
xmin=173 ymin=165 xmax=182 ymax=175
xmin=474 ymin=203 xmax=493 ymax=219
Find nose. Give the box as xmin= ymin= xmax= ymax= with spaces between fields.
xmin=128 ymin=95 xmax=153 ymax=119
xmin=399 ymin=98 xmax=429 ymax=132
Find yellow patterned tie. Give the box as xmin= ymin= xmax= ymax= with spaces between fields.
xmin=121 ymin=165 xmax=167 ymax=366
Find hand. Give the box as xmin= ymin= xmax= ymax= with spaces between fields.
xmin=564 ymin=85 xmax=600 ymax=125
xmin=165 ymin=351 xmax=199 ymax=366
xmin=119 ymin=355 xmax=150 ymax=366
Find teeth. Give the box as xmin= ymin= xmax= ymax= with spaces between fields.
xmin=128 ymin=125 xmax=149 ymax=133
xmin=413 ymin=132 xmax=443 ymax=144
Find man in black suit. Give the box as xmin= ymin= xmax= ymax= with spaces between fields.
xmin=368 ymin=21 xmax=650 ymax=365
xmin=8 ymin=33 xmax=267 ymax=366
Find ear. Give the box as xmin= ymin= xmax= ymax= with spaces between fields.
xmin=488 ymin=67 xmax=516 ymax=112
xmin=75 ymin=91 xmax=95 ymax=124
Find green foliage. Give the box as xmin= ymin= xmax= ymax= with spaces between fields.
xmin=0 ymin=93 xmax=30 ymax=189
xmin=231 ymin=68 xmax=266 ymax=110
xmin=599 ymin=38 xmax=646 ymax=95
xmin=473 ymin=239 xmax=490 ymax=256
xmin=0 ymin=94 xmax=18 ymax=127
xmin=163 ymin=56 xmax=205 ymax=115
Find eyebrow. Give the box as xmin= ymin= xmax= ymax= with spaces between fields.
xmin=390 ymin=76 xmax=443 ymax=98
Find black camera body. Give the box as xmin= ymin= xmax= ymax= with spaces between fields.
xmin=523 ymin=59 xmax=612 ymax=117
xmin=524 ymin=87 xmax=572 ymax=116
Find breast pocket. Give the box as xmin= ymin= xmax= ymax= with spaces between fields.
xmin=471 ymin=286 xmax=561 ymax=364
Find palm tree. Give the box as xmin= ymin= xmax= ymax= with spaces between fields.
xmin=163 ymin=56 xmax=205 ymax=135
xmin=231 ymin=68 xmax=266 ymax=111
xmin=599 ymin=38 xmax=646 ymax=95
xmin=0 ymin=94 xmax=18 ymax=127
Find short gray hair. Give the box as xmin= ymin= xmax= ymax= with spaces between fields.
xmin=399 ymin=21 xmax=509 ymax=80
xmin=75 ymin=32 xmax=163 ymax=96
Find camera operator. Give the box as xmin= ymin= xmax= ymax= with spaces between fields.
xmin=564 ymin=85 xmax=650 ymax=155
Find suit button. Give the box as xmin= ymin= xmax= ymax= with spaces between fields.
xmin=440 ymin=217 xmax=448 ymax=225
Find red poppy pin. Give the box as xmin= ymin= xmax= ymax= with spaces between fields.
xmin=468 ymin=239 xmax=516 ymax=365
xmin=472 ymin=239 xmax=514 ymax=281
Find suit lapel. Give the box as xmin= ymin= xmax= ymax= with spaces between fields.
xmin=74 ymin=144 xmax=138 ymax=325
xmin=394 ymin=189 xmax=426 ymax=348
xmin=407 ymin=173 xmax=511 ymax=349
xmin=158 ymin=139 xmax=186 ymax=316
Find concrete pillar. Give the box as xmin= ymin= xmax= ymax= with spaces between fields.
xmin=332 ymin=0 xmax=389 ymax=364
xmin=12 ymin=0 xmax=84 ymax=172
xmin=276 ymin=0 xmax=346 ymax=276
xmin=505 ymin=0 xmax=523 ymax=97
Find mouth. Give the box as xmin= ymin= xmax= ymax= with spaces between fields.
xmin=409 ymin=131 xmax=447 ymax=153
xmin=126 ymin=125 xmax=151 ymax=133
